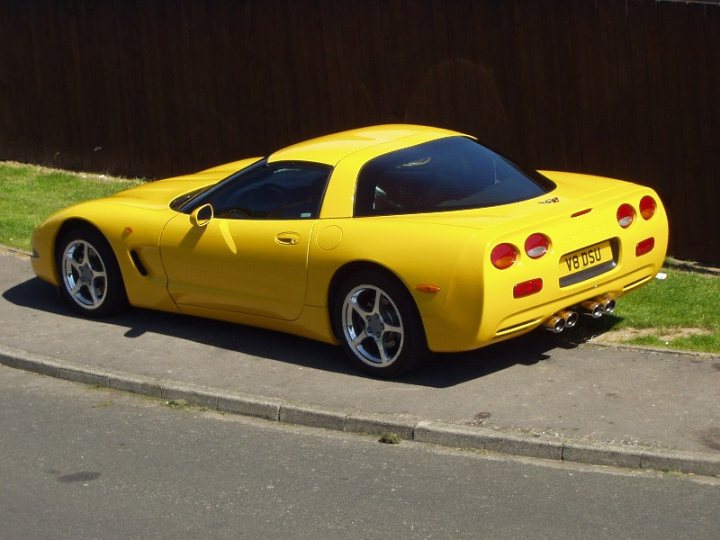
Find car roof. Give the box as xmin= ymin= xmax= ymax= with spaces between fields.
xmin=267 ymin=124 xmax=465 ymax=166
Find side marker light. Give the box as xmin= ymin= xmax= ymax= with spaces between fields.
xmin=416 ymin=284 xmax=441 ymax=293
xmin=636 ymin=237 xmax=655 ymax=256
xmin=513 ymin=278 xmax=543 ymax=298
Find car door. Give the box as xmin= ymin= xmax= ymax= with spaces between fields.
xmin=159 ymin=161 xmax=330 ymax=321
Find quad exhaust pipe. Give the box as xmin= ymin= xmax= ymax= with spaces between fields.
xmin=558 ymin=310 xmax=579 ymax=328
xmin=544 ymin=296 xmax=614 ymax=333
xmin=600 ymin=297 xmax=616 ymax=315
xmin=543 ymin=310 xmax=579 ymax=333
xmin=543 ymin=315 xmax=566 ymax=334
xmin=581 ymin=300 xmax=604 ymax=318
xmin=581 ymin=295 xmax=616 ymax=318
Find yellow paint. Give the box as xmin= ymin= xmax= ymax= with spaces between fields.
xmin=316 ymin=225 xmax=343 ymax=251
xmin=31 ymin=125 xmax=669 ymax=353
xmin=219 ymin=220 xmax=237 ymax=254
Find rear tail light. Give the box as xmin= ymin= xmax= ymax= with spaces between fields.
xmin=616 ymin=204 xmax=635 ymax=228
xmin=524 ymin=233 xmax=550 ymax=259
xmin=636 ymin=237 xmax=655 ymax=256
xmin=491 ymin=243 xmax=519 ymax=269
xmin=639 ymin=196 xmax=657 ymax=220
xmin=513 ymin=278 xmax=543 ymax=298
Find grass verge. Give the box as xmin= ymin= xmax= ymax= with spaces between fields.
xmin=588 ymin=269 xmax=720 ymax=354
xmin=1 ymin=161 xmax=718 ymax=354
xmin=0 ymin=161 xmax=142 ymax=251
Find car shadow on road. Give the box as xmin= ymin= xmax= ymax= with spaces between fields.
xmin=3 ymin=277 xmax=615 ymax=389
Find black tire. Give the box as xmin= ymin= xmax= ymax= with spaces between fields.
xmin=55 ymin=226 xmax=128 ymax=317
xmin=332 ymin=270 xmax=428 ymax=378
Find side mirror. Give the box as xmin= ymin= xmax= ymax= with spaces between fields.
xmin=190 ymin=204 xmax=213 ymax=227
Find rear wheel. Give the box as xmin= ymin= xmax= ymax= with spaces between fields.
xmin=333 ymin=270 xmax=427 ymax=378
xmin=56 ymin=227 xmax=127 ymax=316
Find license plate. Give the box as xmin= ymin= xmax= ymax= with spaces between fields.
xmin=560 ymin=241 xmax=613 ymax=277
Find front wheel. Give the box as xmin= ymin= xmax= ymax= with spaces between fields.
xmin=56 ymin=227 xmax=128 ymax=316
xmin=333 ymin=270 xmax=427 ymax=378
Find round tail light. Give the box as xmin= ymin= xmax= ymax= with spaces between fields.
xmin=616 ymin=204 xmax=635 ymax=228
xmin=491 ymin=243 xmax=518 ymax=269
xmin=639 ymin=196 xmax=657 ymax=220
xmin=524 ymin=233 xmax=550 ymax=259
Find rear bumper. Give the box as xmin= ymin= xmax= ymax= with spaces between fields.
xmin=423 ymin=258 xmax=661 ymax=353
xmin=422 ymin=196 xmax=668 ymax=353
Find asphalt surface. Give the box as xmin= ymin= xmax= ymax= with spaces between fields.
xmin=1 ymin=249 xmax=719 ymax=476
xmin=3 ymin=365 xmax=719 ymax=540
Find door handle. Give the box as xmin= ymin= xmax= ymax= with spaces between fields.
xmin=275 ymin=232 xmax=300 ymax=246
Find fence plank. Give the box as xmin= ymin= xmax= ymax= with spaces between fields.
xmin=0 ymin=0 xmax=718 ymax=263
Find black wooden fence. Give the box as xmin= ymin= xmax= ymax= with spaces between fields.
xmin=1 ymin=0 xmax=719 ymax=263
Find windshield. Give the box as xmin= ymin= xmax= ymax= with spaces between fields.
xmin=354 ymin=137 xmax=555 ymax=216
xmin=170 ymin=158 xmax=267 ymax=213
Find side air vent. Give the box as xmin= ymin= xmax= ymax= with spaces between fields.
xmin=129 ymin=250 xmax=148 ymax=276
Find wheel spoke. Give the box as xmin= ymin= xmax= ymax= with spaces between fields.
xmin=351 ymin=301 xmax=367 ymax=319
xmin=384 ymin=323 xmax=402 ymax=335
xmin=88 ymin=247 xmax=103 ymax=271
xmin=376 ymin=337 xmax=390 ymax=364
xmin=350 ymin=328 xmax=368 ymax=346
xmin=370 ymin=288 xmax=382 ymax=316
xmin=78 ymin=242 xmax=89 ymax=265
xmin=88 ymin=285 xmax=100 ymax=306
xmin=70 ymin=281 xmax=83 ymax=296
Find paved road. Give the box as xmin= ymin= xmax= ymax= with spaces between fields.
xmin=2 ymin=250 xmax=719 ymax=460
xmin=1 ymin=365 xmax=718 ymax=540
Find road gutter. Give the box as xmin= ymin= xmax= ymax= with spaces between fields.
xmin=1 ymin=343 xmax=718 ymax=478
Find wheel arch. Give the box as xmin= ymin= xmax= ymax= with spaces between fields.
xmin=53 ymin=219 xmax=105 ymax=276
xmin=53 ymin=218 xmax=129 ymax=315
xmin=54 ymin=218 xmax=127 ymax=287
xmin=327 ymin=260 xmax=427 ymax=345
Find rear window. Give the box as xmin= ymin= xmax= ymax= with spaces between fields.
xmin=354 ymin=137 xmax=555 ymax=216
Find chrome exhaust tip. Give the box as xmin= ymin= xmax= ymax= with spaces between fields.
xmin=581 ymin=301 xmax=604 ymax=318
xmin=543 ymin=315 xmax=566 ymax=333
xmin=559 ymin=310 xmax=579 ymax=328
xmin=600 ymin=297 xmax=616 ymax=315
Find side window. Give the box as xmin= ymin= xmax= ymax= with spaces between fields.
xmin=210 ymin=163 xmax=331 ymax=220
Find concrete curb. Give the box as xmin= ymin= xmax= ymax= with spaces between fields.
xmin=1 ymin=343 xmax=719 ymax=478
xmin=586 ymin=340 xmax=720 ymax=359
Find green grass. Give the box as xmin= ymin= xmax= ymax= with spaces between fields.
xmin=613 ymin=270 xmax=720 ymax=330
xmin=1 ymin=161 xmax=719 ymax=354
xmin=0 ymin=161 xmax=142 ymax=251
xmin=586 ymin=269 xmax=720 ymax=353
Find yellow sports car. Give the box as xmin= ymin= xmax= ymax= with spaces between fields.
xmin=31 ymin=125 xmax=668 ymax=377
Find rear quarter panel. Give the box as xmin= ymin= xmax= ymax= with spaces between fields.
xmin=306 ymin=217 xmax=486 ymax=347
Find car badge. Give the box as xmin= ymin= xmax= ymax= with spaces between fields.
xmin=539 ymin=197 xmax=560 ymax=204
